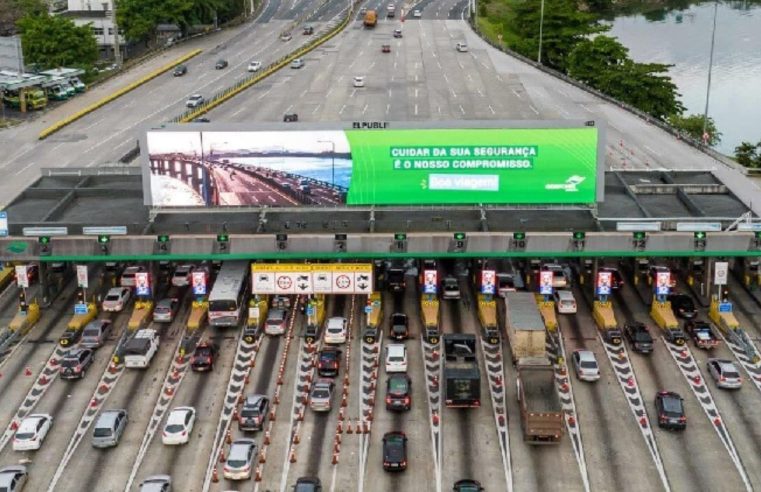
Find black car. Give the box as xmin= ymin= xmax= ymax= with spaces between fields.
xmin=303 ymin=25 xmax=314 ymax=35
xmin=239 ymin=394 xmax=269 ymax=431
xmin=59 ymin=327 xmax=83 ymax=347
xmin=317 ymin=348 xmax=341 ymax=377
xmin=193 ymin=117 xmax=211 ymax=123
xmin=60 ymin=348 xmax=94 ymax=379
xmin=190 ymin=342 xmax=218 ymax=372
xmin=453 ymin=479 xmax=484 ymax=492
xmin=304 ymin=323 xmax=321 ymax=344
xmin=390 ymin=313 xmax=409 ymax=341
xmin=215 ymin=59 xmax=228 ymax=69
xmin=173 ymin=64 xmax=187 ymax=76
xmin=382 ymin=431 xmax=408 ymax=471
xmin=363 ymin=324 xmax=380 ymax=344
xmin=294 ymin=476 xmax=321 ymax=491
xmin=668 ymin=294 xmax=697 ymax=319
xmin=385 ymin=374 xmax=411 ymax=411
xmin=624 ymin=321 xmax=654 ymax=354
xmin=284 ymin=113 xmax=299 ymax=122
xmin=655 ymin=391 xmax=686 ymax=430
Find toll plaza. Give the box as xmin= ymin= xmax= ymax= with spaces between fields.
xmin=2 ymin=122 xmax=761 ymax=492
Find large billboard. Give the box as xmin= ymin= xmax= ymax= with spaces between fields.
xmin=143 ymin=121 xmax=602 ymax=207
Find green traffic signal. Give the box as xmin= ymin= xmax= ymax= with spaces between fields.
xmin=694 ymin=231 xmax=706 ymax=240
xmin=453 ymin=232 xmax=466 ymax=241
xmin=573 ymin=231 xmax=586 ymax=240
xmin=217 ymin=234 xmax=229 ymax=242
xmin=98 ymin=235 xmax=110 ymax=244
xmin=157 ymin=235 xmax=170 ymax=243
xmin=513 ymin=232 xmax=526 ymax=241
xmin=39 ymin=236 xmax=50 ymax=244
xmin=394 ymin=233 xmax=407 ymax=241
xmin=633 ymin=231 xmax=646 ymax=240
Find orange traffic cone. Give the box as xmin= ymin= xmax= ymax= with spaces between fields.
xmin=289 ymin=449 xmax=297 ymax=463
xmin=211 ymin=466 xmax=219 ymax=483
xmin=346 ymin=421 xmax=353 ymax=434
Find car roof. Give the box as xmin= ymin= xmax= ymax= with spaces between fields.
xmin=327 ymin=317 xmax=345 ymax=326
xmin=387 ymin=343 xmax=406 ymax=353
xmin=20 ymin=414 xmax=49 ymax=429
xmin=710 ymin=358 xmax=736 ymax=369
xmin=167 ymin=407 xmax=193 ymax=425
xmin=97 ymin=409 xmax=125 ymax=425
xmin=555 ymin=290 xmax=574 ymax=299
xmin=64 ymin=347 xmax=89 ymax=358
xmin=658 ymin=390 xmax=681 ymax=400
xmin=229 ymin=438 xmax=256 ymax=458
xmin=575 ymin=350 xmax=596 ymax=362
xmin=157 ymin=298 xmax=177 ymax=307
xmin=107 ymin=286 xmax=126 ymax=294
xmin=245 ymin=394 xmax=266 ymax=405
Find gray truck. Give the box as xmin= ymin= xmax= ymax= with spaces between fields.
xmin=443 ymin=334 xmax=481 ymax=408
xmin=517 ymin=357 xmax=563 ymax=444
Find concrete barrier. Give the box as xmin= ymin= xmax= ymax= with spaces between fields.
xmin=38 ymin=49 xmax=203 ymax=140
xmin=128 ymin=300 xmax=154 ymax=330
xmin=650 ymin=301 xmax=678 ymax=330
xmin=537 ymin=300 xmax=557 ymax=332
xmin=592 ymin=300 xmax=617 ymax=330
xmin=0 ymin=267 xmax=14 ymax=291
xmin=708 ymin=298 xmax=739 ymax=333
xmin=9 ymin=301 xmax=40 ymax=333
xmin=67 ymin=302 xmax=97 ymax=330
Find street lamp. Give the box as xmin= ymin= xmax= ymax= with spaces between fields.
xmin=537 ymin=0 xmax=545 ymax=64
xmin=701 ymin=0 xmax=719 ymax=145
xmin=318 ymin=140 xmax=336 ymax=187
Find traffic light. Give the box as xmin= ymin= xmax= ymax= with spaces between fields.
xmin=392 ymin=232 xmax=407 ymax=253
xmin=98 ymin=235 xmax=110 ymax=254
xmin=334 ymin=233 xmax=347 ymax=253
xmin=694 ymin=231 xmax=706 ymax=251
xmin=633 ymin=231 xmax=647 ymax=251
xmin=216 ymin=233 xmax=230 ymax=254
xmin=39 ymin=236 xmax=52 ymax=256
xmin=572 ymin=231 xmax=586 ymax=251
xmin=451 ymin=232 xmax=467 ymax=253
xmin=276 ymin=233 xmax=288 ymax=251
xmin=512 ymin=232 xmax=526 ymax=250
xmin=753 ymin=231 xmax=761 ymax=250
xmin=155 ymin=234 xmax=170 ymax=254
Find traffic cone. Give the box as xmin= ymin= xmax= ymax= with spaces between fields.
xmin=225 ymin=429 xmax=232 ymax=444
xmin=264 ymin=430 xmax=271 ymax=445
xmin=219 ymin=449 xmax=226 ymax=462
xmin=270 ymin=408 xmax=277 ymax=421
xmin=254 ymin=466 xmax=263 ymax=481
xmin=10 ymin=420 xmax=18 ymax=430
xmin=367 ymin=409 xmax=373 ymax=421
xmin=259 ymin=448 xmax=267 ymax=463
xmin=289 ymin=449 xmax=297 ymax=463
xmin=332 ymin=452 xmax=339 ymax=465
xmin=337 ymin=421 xmax=343 ymax=434
xmin=165 ymin=386 xmax=174 ymax=396
xmin=24 ymin=366 xmax=32 ymax=376
xmin=39 ymin=375 xmax=48 ymax=385
xmin=293 ymin=432 xmax=300 ymax=444
xmin=346 ymin=421 xmax=353 ymax=434
xmin=211 ymin=466 xmax=219 ymax=483
xmin=432 ymin=411 xmax=440 ymax=426
xmin=232 ymin=407 xmax=239 ymax=421
xmin=297 ymin=408 xmax=304 ymax=421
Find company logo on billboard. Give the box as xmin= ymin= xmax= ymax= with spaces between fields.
xmin=544 ymin=175 xmax=586 ymax=192
xmin=352 ymin=121 xmax=389 ymax=129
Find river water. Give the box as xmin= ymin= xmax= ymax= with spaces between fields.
xmin=607 ymin=1 xmax=761 ymax=156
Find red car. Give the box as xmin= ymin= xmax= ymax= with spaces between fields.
xmin=191 ymin=341 xmax=218 ymax=372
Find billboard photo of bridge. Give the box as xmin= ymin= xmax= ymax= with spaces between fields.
xmin=144 ymin=122 xmax=602 ymax=207
xmin=146 ymin=130 xmax=351 ymax=207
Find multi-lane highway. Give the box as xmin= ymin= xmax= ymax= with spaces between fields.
xmin=0 ymin=260 xmax=761 ymax=491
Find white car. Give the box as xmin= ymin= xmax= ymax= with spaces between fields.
xmin=172 ymin=264 xmax=195 ymax=287
xmin=291 ymin=58 xmax=304 ymax=69
xmin=553 ymin=290 xmax=577 ymax=314
xmin=223 ymin=438 xmax=257 ymax=480
xmin=102 ymin=287 xmax=131 ymax=312
xmin=247 ymin=61 xmax=262 ymax=72
xmin=456 ymin=42 xmax=468 ymax=52
xmin=572 ymin=350 xmax=600 ymax=382
xmin=385 ymin=343 xmax=408 ymax=373
xmin=353 ymin=76 xmax=365 ymax=87
xmin=120 ymin=265 xmax=144 ymax=287
xmin=139 ymin=475 xmax=172 ymax=491
xmin=186 ymin=94 xmax=205 ymax=108
xmin=13 ymin=414 xmax=53 ymax=451
xmin=162 ymin=406 xmax=196 ymax=445
xmin=0 ymin=465 xmax=27 ymax=491
xmin=324 ymin=317 xmax=348 ymax=344
xmin=413 ymin=9 xmax=421 ymax=17
xmin=707 ymin=358 xmax=743 ymax=389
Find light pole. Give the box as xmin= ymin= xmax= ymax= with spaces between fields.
xmin=318 ymin=140 xmax=336 ymax=187
xmin=537 ymin=0 xmax=545 ymax=64
xmin=701 ymin=0 xmax=719 ymax=145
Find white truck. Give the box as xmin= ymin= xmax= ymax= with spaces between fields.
xmin=123 ymin=329 xmax=159 ymax=368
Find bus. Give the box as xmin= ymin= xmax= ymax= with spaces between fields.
xmin=208 ymin=261 xmax=250 ymax=327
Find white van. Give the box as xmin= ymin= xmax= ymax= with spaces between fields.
xmin=385 ymin=344 xmax=408 ymax=373
xmin=553 ymin=290 xmax=577 ymax=314
xmin=124 ymin=329 xmax=159 ymax=368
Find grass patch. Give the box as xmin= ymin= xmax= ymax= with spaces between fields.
xmin=477 ymin=0 xmax=523 ymax=48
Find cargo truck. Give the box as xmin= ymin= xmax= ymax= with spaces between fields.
xmin=364 ymin=9 xmax=378 ymax=27
xmin=2 ymin=88 xmax=47 ymax=110
xmin=386 ymin=260 xmax=406 ymax=292
xmin=443 ymin=334 xmax=480 ymax=408
xmin=517 ymin=356 xmax=563 ymax=443
xmin=504 ymin=292 xmax=546 ymax=363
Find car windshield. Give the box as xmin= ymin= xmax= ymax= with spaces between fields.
xmin=61 ymin=357 xmax=81 ymax=367
xmin=14 ymin=432 xmax=34 ymax=440
xmin=328 ymin=327 xmax=342 ymax=333
xmin=105 ymin=294 xmax=120 ymax=301
xmin=94 ymin=427 xmax=113 ymax=437
xmin=580 ymin=361 xmax=597 ymax=369
xmin=662 ymin=396 xmax=683 ymax=413
xmin=696 ymin=331 xmax=712 ymax=340
xmin=196 ymin=347 xmax=211 ymax=357
xmin=389 ymin=355 xmax=403 ymax=362
xmin=723 ymin=368 xmax=740 ymax=378
xmin=227 ymin=459 xmax=247 ymax=468
xmin=632 ymin=330 xmax=651 ymax=341
xmin=209 ymin=300 xmax=237 ymax=312
xmin=83 ymin=328 xmax=100 ymax=337
xmin=241 ymin=407 xmax=259 ymax=417
xmin=165 ymin=424 xmax=184 ymax=433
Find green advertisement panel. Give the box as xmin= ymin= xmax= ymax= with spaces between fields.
xmin=345 ymin=127 xmax=598 ymax=205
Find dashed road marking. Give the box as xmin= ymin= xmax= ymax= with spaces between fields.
xmin=357 ymin=333 xmax=382 ymax=492
xmin=663 ymin=338 xmax=752 ymax=491
xmin=479 ymin=337 xmax=513 ymax=492
xmin=420 ymin=337 xmax=442 ymax=492
xmin=717 ymin=330 xmax=761 ymax=396
xmin=599 ymin=334 xmax=670 ymax=491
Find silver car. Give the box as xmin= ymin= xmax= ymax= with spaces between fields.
xmin=707 ymin=358 xmax=743 ymax=389
xmin=223 ymin=438 xmax=257 ymax=480
xmin=572 ymin=350 xmax=600 ymax=382
xmin=139 ymin=474 xmax=172 ymax=492
xmin=80 ymin=319 xmax=113 ymax=349
xmin=92 ymin=409 xmax=128 ymax=448
xmin=153 ymin=298 xmax=179 ymax=323
xmin=309 ymin=378 xmax=334 ymax=412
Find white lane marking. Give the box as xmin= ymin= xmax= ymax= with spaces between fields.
xmin=284 ymin=104 xmax=293 ymax=113
xmin=301 ymin=89 xmax=308 ymax=98
xmin=458 ymin=104 xmax=464 ymax=114
xmin=350 ymin=89 xmax=357 ymax=98
xmin=339 ymin=104 xmax=346 ymax=114
xmin=258 ymin=89 xmax=272 ymax=100
xmin=386 ymin=104 xmax=390 ymax=114
xmin=488 ymin=105 xmax=495 ymax=115
xmin=313 ymin=104 xmax=321 ymax=114
xmin=451 ymin=89 xmax=457 ymax=98
xmin=415 ymin=88 xmax=419 ymax=98
xmin=362 ymin=104 xmax=368 ymax=115
xmin=414 ymin=104 xmax=419 ymax=115
xmin=232 ymin=106 xmax=247 ymax=117
xmin=496 ymin=75 xmax=503 ymax=82
xmin=14 ymin=161 xmax=36 ymax=176
xmin=477 ymin=89 xmax=484 ymax=97
xmin=529 ymin=105 xmax=539 ymax=115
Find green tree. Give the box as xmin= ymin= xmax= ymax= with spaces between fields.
xmin=668 ymin=113 xmax=721 ymax=146
xmin=116 ymin=0 xmax=194 ymax=42
xmin=16 ymin=14 xmax=98 ymax=70
xmin=0 ymin=0 xmax=46 ymax=33
xmin=568 ymin=36 xmax=685 ymax=120
xmin=509 ymin=0 xmax=607 ymax=72
xmin=734 ymin=141 xmax=761 ymax=168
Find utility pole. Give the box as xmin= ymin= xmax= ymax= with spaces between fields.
xmin=537 ymin=0 xmax=545 ymax=64
xmin=104 ymin=1 xmax=122 ymax=67
xmin=701 ymin=0 xmax=719 ymax=144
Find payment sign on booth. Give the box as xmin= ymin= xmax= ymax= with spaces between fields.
xmin=596 ymin=271 xmax=612 ymax=296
